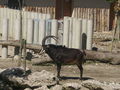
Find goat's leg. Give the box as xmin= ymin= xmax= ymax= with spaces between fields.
xmin=56 ymin=64 xmax=61 ymax=84
xmin=77 ymin=64 xmax=83 ymax=80
xmin=56 ymin=64 xmax=61 ymax=78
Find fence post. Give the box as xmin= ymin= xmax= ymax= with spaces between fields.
xmin=39 ymin=19 xmax=46 ymax=45
xmin=82 ymin=19 xmax=87 ymax=49
xmin=2 ymin=18 xmax=8 ymax=59
xmin=22 ymin=18 xmax=27 ymax=39
xmin=22 ymin=11 xmax=27 ymax=40
xmin=38 ymin=13 xmax=42 ymax=20
xmin=63 ymin=18 xmax=70 ymax=47
xmin=45 ymin=20 xmax=51 ymax=44
xmin=69 ymin=17 xmax=73 ymax=48
xmin=14 ymin=19 xmax=21 ymax=40
xmin=51 ymin=19 xmax=58 ymax=44
xmin=72 ymin=18 xmax=77 ymax=48
xmin=27 ymin=19 xmax=33 ymax=44
xmin=86 ymin=20 xmax=93 ymax=50
xmin=46 ymin=14 xmax=51 ymax=19
xmin=33 ymin=19 xmax=39 ymax=44
xmin=42 ymin=14 xmax=46 ymax=20
xmin=9 ymin=9 xmax=13 ymax=38
xmin=14 ymin=19 xmax=21 ymax=55
xmin=75 ymin=19 xmax=82 ymax=49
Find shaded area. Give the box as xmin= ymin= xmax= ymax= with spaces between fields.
xmin=60 ymin=76 xmax=94 ymax=81
xmin=82 ymin=33 xmax=87 ymax=50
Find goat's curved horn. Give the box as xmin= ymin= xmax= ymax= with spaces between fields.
xmin=42 ymin=35 xmax=58 ymax=46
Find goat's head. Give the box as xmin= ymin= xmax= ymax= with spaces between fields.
xmin=42 ymin=35 xmax=58 ymax=51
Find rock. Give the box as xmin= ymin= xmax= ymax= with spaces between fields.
xmin=0 ymin=68 xmax=31 ymax=89
xmin=24 ymin=88 xmax=32 ymax=90
xmin=0 ymin=68 xmax=25 ymax=77
xmin=110 ymin=58 xmax=120 ymax=65
xmin=82 ymin=80 xmax=105 ymax=90
xmin=26 ymin=70 xmax=56 ymax=87
xmin=0 ymin=68 xmax=5 ymax=73
xmin=34 ymin=85 xmax=50 ymax=90
xmin=82 ymin=80 xmax=120 ymax=90
xmin=63 ymin=83 xmax=81 ymax=90
xmin=26 ymin=52 xmax=33 ymax=61
xmin=0 ymin=68 xmax=56 ymax=89
xmin=13 ymin=55 xmax=21 ymax=64
xmin=13 ymin=55 xmax=20 ymax=60
xmin=0 ymin=80 xmax=13 ymax=90
xmin=105 ymin=82 xmax=120 ymax=90
xmin=50 ymin=85 xmax=63 ymax=90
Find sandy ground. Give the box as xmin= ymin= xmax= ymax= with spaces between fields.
xmin=0 ymin=31 xmax=120 ymax=84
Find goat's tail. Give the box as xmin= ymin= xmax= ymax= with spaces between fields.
xmin=82 ymin=50 xmax=86 ymax=56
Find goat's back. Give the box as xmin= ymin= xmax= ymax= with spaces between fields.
xmin=46 ymin=45 xmax=85 ymax=64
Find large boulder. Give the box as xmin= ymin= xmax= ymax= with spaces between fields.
xmin=82 ymin=80 xmax=120 ymax=90
xmin=63 ymin=83 xmax=81 ymax=90
xmin=0 ymin=68 xmax=57 ymax=89
xmin=0 ymin=68 xmax=31 ymax=89
xmin=25 ymin=70 xmax=56 ymax=87
xmin=34 ymin=85 xmax=50 ymax=90
xmin=50 ymin=85 xmax=63 ymax=90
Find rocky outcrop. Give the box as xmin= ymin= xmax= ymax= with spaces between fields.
xmin=82 ymin=80 xmax=120 ymax=90
xmin=25 ymin=70 xmax=56 ymax=87
xmin=0 ymin=68 xmax=120 ymax=90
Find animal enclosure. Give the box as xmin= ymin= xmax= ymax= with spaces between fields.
xmin=24 ymin=6 xmax=110 ymax=32
xmin=0 ymin=7 xmax=93 ymax=59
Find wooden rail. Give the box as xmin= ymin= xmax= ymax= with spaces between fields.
xmin=0 ymin=40 xmax=42 ymax=50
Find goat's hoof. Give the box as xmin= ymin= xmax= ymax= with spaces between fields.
xmin=56 ymin=80 xmax=60 ymax=85
xmin=79 ymin=78 xmax=83 ymax=82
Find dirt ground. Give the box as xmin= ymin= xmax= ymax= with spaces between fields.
xmin=0 ymin=31 xmax=120 ymax=85
xmin=0 ymin=58 xmax=120 ymax=84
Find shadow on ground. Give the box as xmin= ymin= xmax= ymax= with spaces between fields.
xmin=60 ymin=76 xmax=94 ymax=80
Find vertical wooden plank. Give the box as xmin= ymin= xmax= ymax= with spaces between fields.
xmin=82 ymin=8 xmax=84 ymax=19
xmin=77 ymin=8 xmax=79 ymax=18
xmin=90 ymin=8 xmax=93 ymax=20
xmin=74 ymin=8 xmax=77 ymax=17
xmin=99 ymin=9 xmax=102 ymax=32
xmin=78 ymin=8 xmax=80 ymax=18
xmin=80 ymin=8 xmax=83 ymax=19
xmin=84 ymin=8 xmax=86 ymax=19
xmin=96 ymin=8 xmax=98 ymax=32
xmin=94 ymin=8 xmax=97 ymax=32
xmin=101 ymin=9 xmax=105 ymax=32
xmin=107 ymin=9 xmax=110 ymax=31
xmin=96 ymin=8 xmax=100 ymax=32
xmin=104 ymin=9 xmax=107 ymax=31
xmin=87 ymin=8 xmax=89 ymax=19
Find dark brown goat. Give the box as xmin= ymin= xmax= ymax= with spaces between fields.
xmin=42 ymin=35 xmax=86 ymax=80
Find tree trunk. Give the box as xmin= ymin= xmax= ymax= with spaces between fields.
xmin=0 ymin=40 xmax=42 ymax=50
xmin=85 ymin=50 xmax=120 ymax=65
xmin=0 ymin=40 xmax=120 ymax=65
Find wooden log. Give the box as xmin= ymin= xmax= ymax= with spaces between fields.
xmin=2 ymin=18 xmax=8 ymax=59
xmin=85 ymin=50 xmax=120 ymax=65
xmin=0 ymin=40 xmax=42 ymax=50
xmin=0 ymin=40 xmax=120 ymax=64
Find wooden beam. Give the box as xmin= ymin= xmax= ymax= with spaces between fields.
xmin=0 ymin=40 xmax=120 ymax=65
xmin=0 ymin=40 xmax=42 ymax=50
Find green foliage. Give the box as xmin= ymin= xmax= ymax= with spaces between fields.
xmin=106 ymin=0 xmax=117 ymax=3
